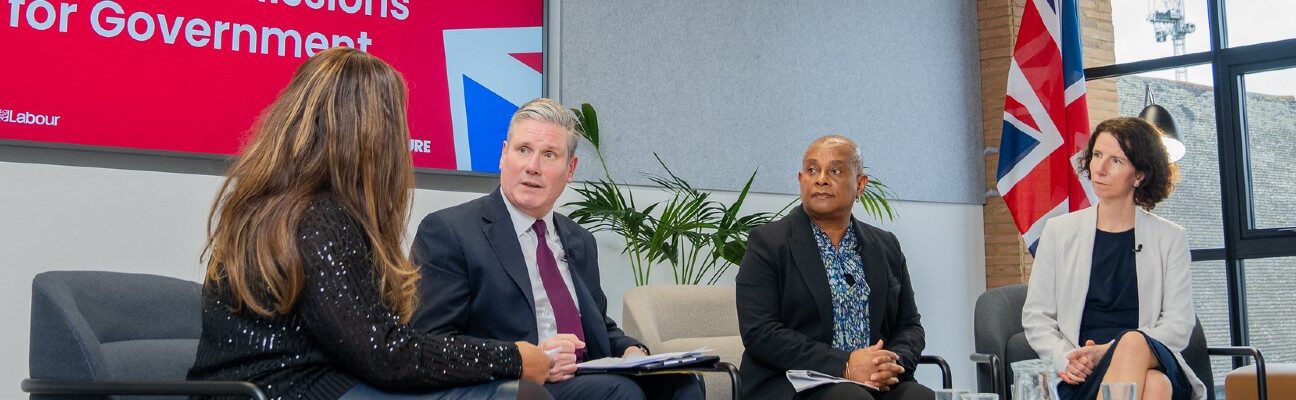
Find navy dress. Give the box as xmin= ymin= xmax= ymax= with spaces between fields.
xmin=1056 ymin=229 xmax=1193 ymax=400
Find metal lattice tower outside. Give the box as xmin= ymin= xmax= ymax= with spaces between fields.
xmin=1148 ymin=0 xmax=1198 ymax=81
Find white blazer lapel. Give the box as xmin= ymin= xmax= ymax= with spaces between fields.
xmin=1134 ymin=209 xmax=1157 ymax=327
xmin=1058 ymin=206 xmax=1098 ymax=346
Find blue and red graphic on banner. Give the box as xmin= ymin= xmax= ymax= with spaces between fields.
xmin=996 ymin=0 xmax=1096 ymax=254
xmin=0 ymin=0 xmax=542 ymax=172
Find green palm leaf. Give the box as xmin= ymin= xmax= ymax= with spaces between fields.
xmin=564 ymin=103 xmax=896 ymax=285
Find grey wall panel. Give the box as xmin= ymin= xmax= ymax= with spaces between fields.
xmin=558 ymin=1 xmax=985 ymax=204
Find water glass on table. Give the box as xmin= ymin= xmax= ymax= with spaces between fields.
xmin=933 ymin=388 xmax=969 ymax=400
xmin=1101 ymin=382 xmax=1137 ymax=400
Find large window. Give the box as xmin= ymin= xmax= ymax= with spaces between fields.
xmin=1242 ymin=257 xmax=1296 ymax=365
xmin=1239 ymin=67 xmax=1296 ymax=230
xmin=1083 ymin=0 xmax=1296 ymax=395
xmin=1191 ymin=259 xmax=1234 ymax=387
xmin=1224 ymin=1 xmax=1296 ymax=47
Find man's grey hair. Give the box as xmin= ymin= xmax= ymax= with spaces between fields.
xmin=805 ymin=134 xmax=866 ymax=176
xmin=506 ymin=98 xmax=580 ymax=158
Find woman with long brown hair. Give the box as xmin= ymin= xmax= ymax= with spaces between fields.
xmin=187 ymin=47 xmax=550 ymax=400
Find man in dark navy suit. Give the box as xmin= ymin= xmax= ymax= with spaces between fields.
xmin=411 ymin=98 xmax=701 ymax=400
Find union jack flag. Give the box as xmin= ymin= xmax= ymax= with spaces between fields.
xmin=996 ymin=0 xmax=1096 ymax=254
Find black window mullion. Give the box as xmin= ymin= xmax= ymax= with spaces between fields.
xmin=1216 ymin=39 xmax=1296 ymax=68
xmin=1235 ymin=238 xmax=1296 ymax=259
xmin=1191 ymin=248 xmax=1227 ymax=262
xmin=1207 ymin=0 xmax=1252 ymax=360
xmin=1084 ymin=52 xmax=1213 ymax=80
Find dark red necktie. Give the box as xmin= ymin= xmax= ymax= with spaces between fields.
xmin=533 ymin=219 xmax=586 ymax=361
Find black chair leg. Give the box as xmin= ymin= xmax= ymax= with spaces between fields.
xmin=716 ymin=361 xmax=741 ymax=400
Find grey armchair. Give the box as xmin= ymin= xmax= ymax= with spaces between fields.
xmin=24 ymin=270 xmax=265 ymax=400
xmin=970 ymin=283 xmax=1268 ymax=400
xmin=970 ymin=284 xmax=1031 ymax=399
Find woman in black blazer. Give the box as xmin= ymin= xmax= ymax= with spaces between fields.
xmin=736 ymin=135 xmax=931 ymax=400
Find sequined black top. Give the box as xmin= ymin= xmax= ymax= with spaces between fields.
xmin=188 ymin=195 xmax=523 ymax=400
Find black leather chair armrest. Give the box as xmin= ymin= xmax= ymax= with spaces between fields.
xmin=717 ymin=361 xmax=741 ymax=400
xmin=599 ymin=360 xmax=740 ymax=400
xmin=1207 ymin=346 xmax=1267 ymax=400
xmin=22 ymin=379 xmax=268 ymax=400
xmin=969 ymin=353 xmax=1004 ymax=400
xmin=919 ymin=355 xmax=953 ymax=389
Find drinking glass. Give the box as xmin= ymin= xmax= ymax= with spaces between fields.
xmin=1101 ymin=382 xmax=1137 ymax=400
xmin=934 ymin=389 xmax=969 ymax=400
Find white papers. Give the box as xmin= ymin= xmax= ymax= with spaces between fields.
xmin=786 ymin=370 xmax=879 ymax=393
xmin=575 ymin=348 xmax=714 ymax=370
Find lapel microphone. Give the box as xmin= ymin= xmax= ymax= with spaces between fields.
xmin=844 ymin=273 xmax=856 ymax=286
xmin=1132 ymin=244 xmax=1143 ymax=253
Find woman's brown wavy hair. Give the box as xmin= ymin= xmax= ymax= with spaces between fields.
xmin=1078 ymin=116 xmax=1180 ymax=210
xmin=202 ymin=47 xmax=419 ymax=321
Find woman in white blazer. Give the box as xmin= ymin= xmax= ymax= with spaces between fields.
xmin=1023 ymin=117 xmax=1203 ymax=400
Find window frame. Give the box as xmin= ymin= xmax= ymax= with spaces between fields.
xmin=1081 ymin=0 xmax=1296 ymax=365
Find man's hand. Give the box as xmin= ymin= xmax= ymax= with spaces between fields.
xmin=516 ymin=341 xmax=553 ymax=384
xmin=844 ymin=340 xmax=903 ymax=389
xmin=623 ymin=345 xmax=647 ymax=358
xmin=539 ymin=334 xmax=585 ymax=382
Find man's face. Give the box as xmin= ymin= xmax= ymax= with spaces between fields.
xmin=798 ymin=143 xmax=868 ymax=222
xmin=499 ymin=118 xmax=578 ymax=219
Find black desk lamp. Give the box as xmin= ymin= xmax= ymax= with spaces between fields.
xmin=1139 ymin=85 xmax=1186 ymax=162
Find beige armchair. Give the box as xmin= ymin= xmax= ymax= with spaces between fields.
xmin=622 ymin=285 xmax=744 ymax=400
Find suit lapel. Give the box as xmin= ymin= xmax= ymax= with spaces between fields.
xmin=1061 ymin=206 xmax=1098 ymax=342
xmin=482 ymin=190 xmax=535 ymax=309
xmin=566 ymin=265 xmax=611 ymax=358
xmin=788 ymin=208 xmax=835 ymax=331
xmin=1133 ymin=209 xmax=1154 ymax=326
xmin=554 ymin=218 xmax=612 ymax=358
xmin=554 ymin=219 xmax=592 ymax=317
xmin=853 ymin=220 xmax=889 ymax=343
xmin=554 ymin=219 xmax=583 ymax=278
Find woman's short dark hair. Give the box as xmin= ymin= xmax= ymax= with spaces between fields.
xmin=1078 ymin=116 xmax=1180 ymax=210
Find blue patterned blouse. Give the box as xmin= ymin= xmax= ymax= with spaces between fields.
xmin=810 ymin=223 xmax=872 ymax=351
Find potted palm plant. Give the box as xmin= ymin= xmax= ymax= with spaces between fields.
xmin=564 ymin=103 xmax=894 ymax=286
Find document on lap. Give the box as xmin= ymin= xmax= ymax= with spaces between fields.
xmin=786 ymin=370 xmax=880 ymax=392
xmin=575 ymin=348 xmax=715 ymax=371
